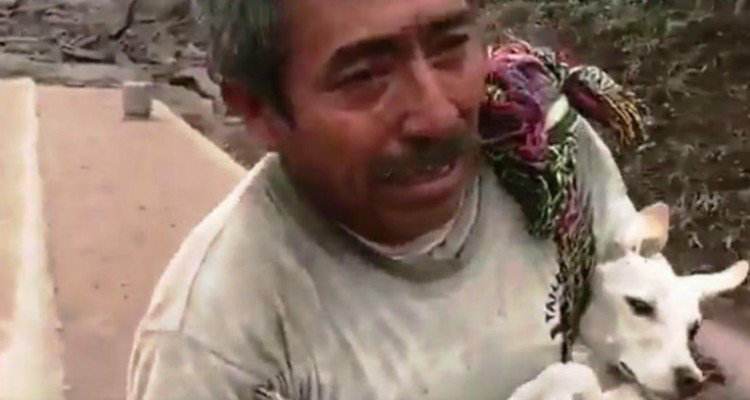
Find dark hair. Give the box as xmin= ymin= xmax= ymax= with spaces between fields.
xmin=196 ymin=0 xmax=288 ymax=115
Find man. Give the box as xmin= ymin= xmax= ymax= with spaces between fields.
xmin=126 ymin=0 xmax=640 ymax=398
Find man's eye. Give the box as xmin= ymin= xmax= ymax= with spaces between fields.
xmin=428 ymin=34 xmax=469 ymax=69
xmin=336 ymin=66 xmax=388 ymax=88
xmin=688 ymin=321 xmax=701 ymax=341
xmin=437 ymin=34 xmax=469 ymax=52
xmin=625 ymin=296 xmax=656 ymax=318
xmin=428 ymin=34 xmax=469 ymax=56
xmin=337 ymin=69 xmax=377 ymax=87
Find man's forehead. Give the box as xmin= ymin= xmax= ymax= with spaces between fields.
xmin=402 ymin=0 xmax=475 ymax=30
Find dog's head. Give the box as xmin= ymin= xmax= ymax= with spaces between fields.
xmin=580 ymin=202 xmax=749 ymax=399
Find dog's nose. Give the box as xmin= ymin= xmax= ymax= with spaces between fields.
xmin=674 ymin=366 xmax=703 ymax=397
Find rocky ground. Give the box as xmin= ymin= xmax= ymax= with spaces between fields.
xmin=483 ymin=0 xmax=750 ymax=298
xmin=0 ymin=0 xmax=265 ymax=168
xmin=488 ymin=0 xmax=750 ymax=276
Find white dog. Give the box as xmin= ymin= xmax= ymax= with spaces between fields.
xmin=509 ymin=202 xmax=749 ymax=400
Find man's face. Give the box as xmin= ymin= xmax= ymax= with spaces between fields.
xmin=277 ymin=0 xmax=488 ymax=245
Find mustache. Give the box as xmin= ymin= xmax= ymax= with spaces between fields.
xmin=370 ymin=134 xmax=481 ymax=180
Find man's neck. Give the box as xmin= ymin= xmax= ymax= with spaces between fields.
xmin=342 ymin=176 xmax=480 ymax=261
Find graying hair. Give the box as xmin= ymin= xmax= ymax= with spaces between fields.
xmin=194 ymin=0 xmax=288 ymax=115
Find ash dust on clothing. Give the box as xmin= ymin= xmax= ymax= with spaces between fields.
xmin=127 ymin=115 xmax=636 ymax=400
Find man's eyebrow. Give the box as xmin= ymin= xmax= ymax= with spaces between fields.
xmin=325 ymin=37 xmax=400 ymax=73
xmin=322 ymin=9 xmax=475 ymax=75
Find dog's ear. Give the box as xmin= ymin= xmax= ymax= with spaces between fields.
xmin=636 ymin=202 xmax=670 ymax=258
xmin=683 ymin=260 xmax=749 ymax=300
xmin=606 ymin=202 xmax=670 ymax=261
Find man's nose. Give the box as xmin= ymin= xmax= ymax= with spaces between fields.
xmin=674 ymin=365 xmax=703 ymax=397
xmin=399 ymin=60 xmax=461 ymax=138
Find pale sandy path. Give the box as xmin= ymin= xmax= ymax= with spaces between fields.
xmin=0 ymin=78 xmax=30 ymax=358
xmin=36 ymin=86 xmax=245 ymax=400
xmin=0 ymin=78 xmax=65 ymax=400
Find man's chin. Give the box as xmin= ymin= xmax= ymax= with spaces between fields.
xmin=379 ymin=207 xmax=461 ymax=245
xmin=374 ymin=172 xmax=476 ymax=245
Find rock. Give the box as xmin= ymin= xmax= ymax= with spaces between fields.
xmin=169 ymin=66 xmax=220 ymax=100
xmin=61 ymin=44 xmax=112 ymax=62
xmin=145 ymin=28 xmax=178 ymax=65
xmin=737 ymin=188 xmax=750 ymax=203
xmin=29 ymin=49 xmax=63 ymax=63
xmin=2 ymin=41 xmax=46 ymax=55
xmin=177 ymin=42 xmax=206 ymax=62
xmin=134 ymin=0 xmax=191 ymax=21
xmin=122 ymin=80 xmax=154 ymax=119
xmin=64 ymin=80 xmax=85 ymax=87
xmin=0 ymin=53 xmax=144 ymax=86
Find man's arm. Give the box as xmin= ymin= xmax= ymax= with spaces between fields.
xmin=127 ymin=331 xmax=260 ymax=400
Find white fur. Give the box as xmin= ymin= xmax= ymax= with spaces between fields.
xmin=509 ymin=203 xmax=749 ymax=400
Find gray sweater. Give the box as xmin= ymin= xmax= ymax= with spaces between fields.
xmin=126 ymin=112 xmax=638 ymax=400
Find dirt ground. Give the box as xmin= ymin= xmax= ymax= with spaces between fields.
xmin=36 ymin=86 xmax=244 ymax=399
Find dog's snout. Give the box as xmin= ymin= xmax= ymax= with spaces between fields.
xmin=675 ymin=366 xmax=703 ymax=397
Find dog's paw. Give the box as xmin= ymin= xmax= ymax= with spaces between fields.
xmin=508 ymin=362 xmax=603 ymax=400
xmin=541 ymin=362 xmax=600 ymax=390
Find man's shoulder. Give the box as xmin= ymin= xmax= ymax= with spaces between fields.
xmin=136 ymin=153 xmax=298 ymax=335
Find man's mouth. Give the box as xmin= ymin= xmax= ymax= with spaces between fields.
xmin=368 ymin=134 xmax=479 ymax=206
xmin=369 ymin=154 xmax=471 ymax=208
xmin=375 ymin=158 xmax=457 ymax=186
xmin=371 ymin=134 xmax=478 ymax=185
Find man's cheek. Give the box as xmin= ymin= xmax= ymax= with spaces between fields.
xmin=453 ymin=59 xmax=489 ymax=111
xmin=326 ymin=113 xmax=389 ymax=158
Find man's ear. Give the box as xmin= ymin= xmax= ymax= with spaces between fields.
xmin=221 ymin=81 xmax=260 ymax=119
xmin=637 ymin=202 xmax=670 ymax=257
xmin=220 ymin=81 xmax=290 ymax=151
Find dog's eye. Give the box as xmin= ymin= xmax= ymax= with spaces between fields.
xmin=625 ymin=296 xmax=656 ymax=317
xmin=688 ymin=321 xmax=701 ymax=341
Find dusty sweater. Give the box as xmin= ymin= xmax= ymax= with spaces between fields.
xmin=126 ymin=113 xmax=637 ymax=400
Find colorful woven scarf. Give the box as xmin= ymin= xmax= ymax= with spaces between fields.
xmin=479 ymin=39 xmax=646 ymax=360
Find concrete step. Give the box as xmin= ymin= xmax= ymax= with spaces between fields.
xmin=0 ymin=77 xmax=65 ymax=400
